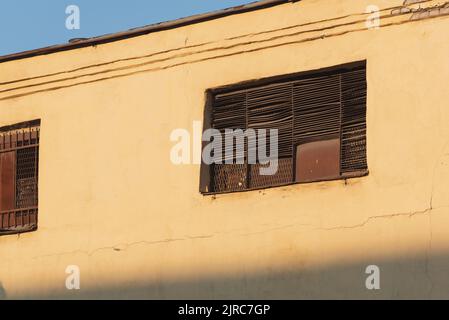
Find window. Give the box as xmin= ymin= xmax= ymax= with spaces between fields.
xmin=0 ymin=120 xmax=40 ymax=236
xmin=200 ymin=61 xmax=367 ymax=194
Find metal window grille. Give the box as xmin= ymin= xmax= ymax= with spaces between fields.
xmin=0 ymin=120 xmax=40 ymax=235
xmin=200 ymin=62 xmax=367 ymax=194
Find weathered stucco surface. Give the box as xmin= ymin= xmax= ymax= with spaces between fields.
xmin=1 ymin=0 xmax=449 ymax=299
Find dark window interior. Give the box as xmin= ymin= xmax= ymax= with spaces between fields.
xmin=200 ymin=61 xmax=368 ymax=194
xmin=0 ymin=120 xmax=40 ymax=236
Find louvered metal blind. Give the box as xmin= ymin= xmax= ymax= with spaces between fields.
xmin=0 ymin=120 xmax=40 ymax=235
xmin=201 ymin=62 xmax=367 ymax=194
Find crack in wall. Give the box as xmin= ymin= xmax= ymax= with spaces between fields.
xmin=31 ymin=234 xmax=215 ymax=260
xmin=19 ymin=124 xmax=449 ymax=291
xmin=321 ymin=207 xmax=432 ymax=231
xmin=27 ymin=204 xmax=449 ymax=261
xmin=421 ymin=137 xmax=449 ymax=297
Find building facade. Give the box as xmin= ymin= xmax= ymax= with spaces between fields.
xmin=1 ymin=0 xmax=449 ymax=299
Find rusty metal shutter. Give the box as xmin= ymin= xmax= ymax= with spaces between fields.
xmin=340 ymin=69 xmax=367 ymax=174
xmin=213 ymin=91 xmax=247 ymax=164
xmin=211 ymin=83 xmax=295 ymax=192
xmin=211 ymin=91 xmax=248 ymax=192
xmin=247 ymin=83 xmax=293 ymax=188
xmin=292 ymin=74 xmax=341 ymax=182
xmin=0 ymin=151 xmax=16 ymax=212
xmin=202 ymin=62 xmax=367 ymax=194
xmin=0 ymin=121 xmax=40 ymax=235
xmin=293 ymin=74 xmax=341 ymax=144
xmin=247 ymin=83 xmax=293 ymax=158
xmin=295 ymin=138 xmax=340 ymax=183
xmin=249 ymin=158 xmax=294 ymax=188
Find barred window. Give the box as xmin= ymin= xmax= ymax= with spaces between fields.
xmin=0 ymin=120 xmax=40 ymax=236
xmin=200 ymin=61 xmax=367 ymax=194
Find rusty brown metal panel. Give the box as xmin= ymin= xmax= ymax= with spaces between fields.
xmin=0 ymin=122 xmax=40 ymax=235
xmin=11 ymin=132 xmax=17 ymax=149
xmin=202 ymin=63 xmax=366 ymax=194
xmin=3 ymin=212 xmax=9 ymax=229
xmin=4 ymin=213 xmax=10 ymax=229
xmin=23 ymin=210 xmax=29 ymax=226
xmin=249 ymin=158 xmax=293 ymax=189
xmin=30 ymin=130 xmax=38 ymax=145
xmin=23 ymin=131 xmax=30 ymax=146
xmin=247 ymin=83 xmax=293 ymax=158
xmin=0 ymin=212 xmax=4 ymax=229
xmin=29 ymin=209 xmax=37 ymax=225
xmin=295 ymin=138 xmax=340 ymax=183
xmin=292 ymin=74 xmax=341 ymax=145
xmin=4 ymin=134 xmax=11 ymax=150
xmin=0 ymin=151 xmax=16 ymax=212
xmin=340 ymin=69 xmax=367 ymax=173
xmin=212 ymin=163 xmax=248 ymax=193
xmin=17 ymin=131 xmax=23 ymax=147
xmin=10 ymin=211 xmax=16 ymax=228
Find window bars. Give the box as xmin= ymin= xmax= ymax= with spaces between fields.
xmin=0 ymin=120 xmax=40 ymax=235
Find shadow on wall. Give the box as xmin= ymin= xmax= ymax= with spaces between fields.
xmin=15 ymin=250 xmax=449 ymax=300
xmin=0 ymin=282 xmax=6 ymax=300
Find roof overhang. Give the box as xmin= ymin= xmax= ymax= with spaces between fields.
xmin=0 ymin=0 xmax=299 ymax=63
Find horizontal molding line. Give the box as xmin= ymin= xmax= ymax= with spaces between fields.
xmin=0 ymin=1 xmax=420 ymax=88
xmin=0 ymin=11 xmax=415 ymax=94
xmin=0 ymin=12 xmax=448 ymax=101
xmin=0 ymin=0 xmax=297 ymax=64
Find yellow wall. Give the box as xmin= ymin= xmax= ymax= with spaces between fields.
xmin=1 ymin=0 xmax=449 ymax=299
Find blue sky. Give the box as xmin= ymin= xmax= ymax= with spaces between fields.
xmin=0 ymin=0 xmax=254 ymax=56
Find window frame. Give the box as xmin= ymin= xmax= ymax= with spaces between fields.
xmin=200 ymin=61 xmax=368 ymax=195
xmin=0 ymin=119 xmax=40 ymax=236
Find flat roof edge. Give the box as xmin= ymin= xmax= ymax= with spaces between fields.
xmin=0 ymin=0 xmax=297 ymax=64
